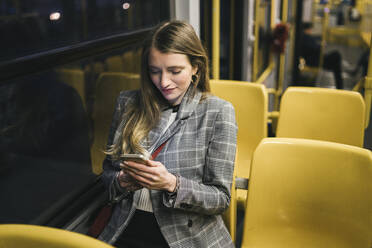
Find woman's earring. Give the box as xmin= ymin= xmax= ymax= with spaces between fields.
xmin=192 ymin=75 xmax=197 ymax=84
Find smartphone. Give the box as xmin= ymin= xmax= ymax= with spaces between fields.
xmin=120 ymin=154 xmax=150 ymax=164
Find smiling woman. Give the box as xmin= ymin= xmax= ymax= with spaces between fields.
xmin=99 ymin=20 xmax=237 ymax=248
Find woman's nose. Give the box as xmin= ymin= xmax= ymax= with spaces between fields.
xmin=160 ymin=72 xmax=171 ymax=88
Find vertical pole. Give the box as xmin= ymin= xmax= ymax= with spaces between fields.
xmin=274 ymin=0 xmax=288 ymax=112
xmin=252 ymin=0 xmax=260 ymax=81
xmin=212 ymin=0 xmax=220 ymax=79
xmin=269 ymin=0 xmax=276 ymax=69
xmin=271 ymin=0 xmax=276 ymax=28
xmin=364 ymin=35 xmax=372 ymax=128
xmin=229 ymin=0 xmax=235 ymax=80
xmin=292 ymin=0 xmax=303 ymax=84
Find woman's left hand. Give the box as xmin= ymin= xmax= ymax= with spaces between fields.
xmin=121 ymin=160 xmax=177 ymax=192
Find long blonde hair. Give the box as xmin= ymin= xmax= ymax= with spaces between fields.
xmin=107 ymin=20 xmax=210 ymax=158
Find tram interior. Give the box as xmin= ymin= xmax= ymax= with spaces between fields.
xmin=1 ymin=0 xmax=372 ymax=247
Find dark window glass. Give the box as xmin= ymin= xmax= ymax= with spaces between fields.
xmin=0 ymin=70 xmax=94 ymax=224
xmin=0 ymin=44 xmax=142 ymax=224
xmin=0 ymin=0 xmax=169 ymax=226
xmin=0 ymin=0 xmax=169 ymax=62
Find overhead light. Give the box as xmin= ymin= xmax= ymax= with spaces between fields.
xmin=122 ymin=3 xmax=130 ymax=10
xmin=50 ymin=12 xmax=61 ymax=21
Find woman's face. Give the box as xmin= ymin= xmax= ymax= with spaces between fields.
xmin=148 ymin=48 xmax=197 ymax=106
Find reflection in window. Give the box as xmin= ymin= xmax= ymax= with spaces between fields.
xmin=0 ymin=71 xmax=94 ymax=223
xmin=0 ymin=44 xmax=143 ymax=223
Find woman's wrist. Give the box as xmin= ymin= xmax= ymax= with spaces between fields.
xmin=167 ymin=173 xmax=178 ymax=192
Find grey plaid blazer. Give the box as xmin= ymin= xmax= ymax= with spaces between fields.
xmin=99 ymin=87 xmax=237 ymax=247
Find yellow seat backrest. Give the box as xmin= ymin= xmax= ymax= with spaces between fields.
xmin=92 ymin=61 xmax=105 ymax=75
xmin=210 ymin=80 xmax=268 ymax=240
xmin=122 ymin=50 xmax=141 ymax=74
xmin=55 ymin=68 xmax=86 ymax=109
xmin=105 ymin=55 xmax=124 ymax=72
xmin=242 ymin=137 xmax=372 ymax=248
xmin=91 ymin=72 xmax=140 ymax=174
xmin=276 ymin=87 xmax=365 ymax=147
xmin=210 ymin=80 xmax=268 ymax=179
xmin=0 ymin=224 xmax=114 ymax=248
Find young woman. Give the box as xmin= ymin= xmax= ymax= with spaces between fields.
xmin=99 ymin=20 xmax=237 ymax=248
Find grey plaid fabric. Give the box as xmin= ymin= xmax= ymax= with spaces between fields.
xmin=99 ymin=87 xmax=237 ymax=248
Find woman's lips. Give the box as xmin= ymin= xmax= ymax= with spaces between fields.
xmin=162 ymin=88 xmax=175 ymax=94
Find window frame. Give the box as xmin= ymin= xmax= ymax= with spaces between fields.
xmin=0 ymin=28 xmax=151 ymax=83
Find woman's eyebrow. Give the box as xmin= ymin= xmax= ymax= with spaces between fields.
xmin=148 ymin=65 xmax=185 ymax=70
xmin=167 ymin=66 xmax=185 ymax=70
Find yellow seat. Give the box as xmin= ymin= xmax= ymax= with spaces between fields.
xmin=91 ymin=72 xmax=140 ymax=174
xmin=84 ymin=62 xmax=105 ymax=76
xmin=0 ymin=224 xmax=114 ymax=248
xmin=276 ymin=87 xmax=365 ymax=147
xmin=210 ymin=80 xmax=268 ymax=241
xmin=122 ymin=50 xmax=141 ymax=74
xmin=221 ymin=158 xmax=238 ymax=242
xmin=104 ymin=55 xmax=124 ymax=72
xmin=241 ymin=137 xmax=372 ymax=248
xmin=55 ymin=68 xmax=86 ymax=109
xmin=122 ymin=50 xmax=135 ymax=73
xmin=93 ymin=61 xmax=105 ymax=74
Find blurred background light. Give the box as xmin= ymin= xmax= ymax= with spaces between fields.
xmin=122 ymin=3 xmax=130 ymax=10
xmin=49 ymin=12 xmax=61 ymax=21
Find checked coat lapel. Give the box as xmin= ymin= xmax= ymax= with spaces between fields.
xmin=144 ymin=87 xmax=202 ymax=154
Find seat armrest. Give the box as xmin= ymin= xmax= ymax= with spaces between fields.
xmin=235 ymin=177 xmax=249 ymax=190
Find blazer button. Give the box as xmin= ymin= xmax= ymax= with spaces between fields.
xmin=187 ymin=219 xmax=193 ymax=227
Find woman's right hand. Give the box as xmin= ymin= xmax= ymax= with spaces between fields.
xmin=117 ymin=168 xmax=143 ymax=191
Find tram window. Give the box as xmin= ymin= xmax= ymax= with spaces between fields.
xmin=0 ymin=43 xmax=143 ymax=224
xmin=0 ymin=0 xmax=169 ymax=62
xmin=0 ymin=70 xmax=94 ymax=224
